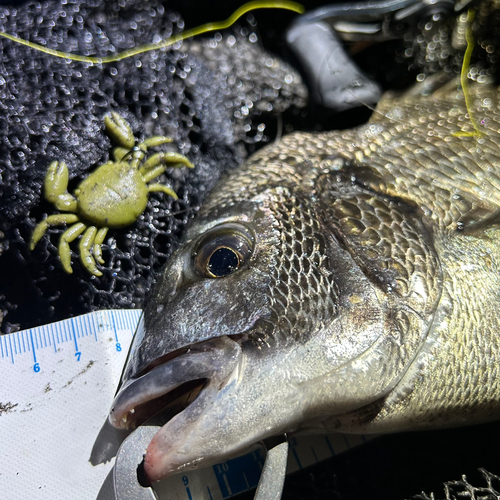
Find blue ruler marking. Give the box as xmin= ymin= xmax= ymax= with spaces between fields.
xmin=50 ymin=323 xmax=57 ymax=353
xmin=291 ymin=447 xmax=302 ymax=470
xmin=213 ymin=449 xmax=265 ymax=499
xmin=70 ymin=318 xmax=79 ymax=353
xmin=77 ymin=316 xmax=84 ymax=358
xmin=77 ymin=315 xmax=84 ymax=338
xmin=76 ymin=315 xmax=83 ymax=341
xmin=123 ymin=310 xmax=128 ymax=332
xmin=7 ymin=336 xmax=11 ymax=358
xmin=207 ymin=486 xmax=213 ymax=500
xmin=0 ymin=310 xmax=142 ymax=369
xmin=93 ymin=313 xmax=100 ymax=342
xmin=342 ymin=434 xmax=350 ymax=449
xmin=84 ymin=314 xmax=89 ymax=336
xmin=325 ymin=435 xmax=335 ymax=456
xmin=125 ymin=310 xmax=132 ymax=333
xmin=242 ymin=472 xmax=249 ymax=489
xmin=56 ymin=322 xmax=61 ymax=344
xmin=84 ymin=314 xmax=91 ymax=337
xmin=130 ymin=310 xmax=137 ymax=332
xmin=111 ymin=312 xmax=119 ymax=343
xmin=115 ymin=311 xmax=122 ymax=332
xmin=8 ymin=335 xmax=13 ymax=363
xmin=29 ymin=330 xmax=37 ymax=364
xmin=88 ymin=313 xmax=96 ymax=341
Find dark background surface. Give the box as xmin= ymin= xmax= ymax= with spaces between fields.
xmin=258 ymin=422 xmax=500 ymax=500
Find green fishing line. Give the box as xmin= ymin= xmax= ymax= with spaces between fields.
xmin=453 ymin=9 xmax=484 ymax=138
xmin=0 ymin=1 xmax=304 ymax=64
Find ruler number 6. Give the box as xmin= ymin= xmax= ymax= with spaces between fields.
xmin=33 ymin=363 xmax=40 ymax=373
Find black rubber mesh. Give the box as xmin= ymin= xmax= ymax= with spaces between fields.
xmin=415 ymin=469 xmax=500 ymax=500
xmin=3 ymin=0 xmax=499 ymax=334
xmin=0 ymin=0 xmax=307 ymax=333
xmin=406 ymin=0 xmax=500 ymax=84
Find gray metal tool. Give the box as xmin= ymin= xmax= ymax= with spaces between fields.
xmin=114 ymin=423 xmax=160 ymax=500
xmin=112 ymin=418 xmax=290 ymax=500
xmin=286 ymin=0 xmax=473 ymax=111
xmin=254 ymin=437 xmax=289 ymax=500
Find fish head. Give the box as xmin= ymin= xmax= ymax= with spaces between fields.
xmin=108 ymin=158 xmax=439 ymax=481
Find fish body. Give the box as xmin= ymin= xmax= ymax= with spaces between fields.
xmin=109 ymin=83 xmax=500 ymax=482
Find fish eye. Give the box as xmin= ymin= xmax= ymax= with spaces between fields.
xmin=194 ymin=223 xmax=254 ymax=279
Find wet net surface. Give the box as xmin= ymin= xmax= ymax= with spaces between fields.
xmin=0 ymin=0 xmax=307 ymax=332
xmin=2 ymin=0 xmax=499 ymax=333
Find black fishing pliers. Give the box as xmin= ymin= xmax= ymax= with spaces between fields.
xmin=286 ymin=0 xmax=475 ymax=111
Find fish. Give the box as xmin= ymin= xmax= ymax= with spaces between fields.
xmin=108 ymin=81 xmax=500 ymax=483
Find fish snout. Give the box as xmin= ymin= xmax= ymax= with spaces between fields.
xmin=109 ymin=336 xmax=241 ymax=431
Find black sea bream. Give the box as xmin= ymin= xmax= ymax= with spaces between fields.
xmin=109 ymin=83 xmax=500 ymax=482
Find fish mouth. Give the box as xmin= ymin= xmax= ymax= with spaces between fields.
xmin=109 ymin=336 xmax=242 ymax=479
xmin=110 ymin=336 xmax=241 ymax=430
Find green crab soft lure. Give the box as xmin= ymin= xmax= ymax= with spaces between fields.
xmin=30 ymin=112 xmax=194 ymax=276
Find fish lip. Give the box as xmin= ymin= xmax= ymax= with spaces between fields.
xmin=109 ymin=336 xmax=242 ymax=431
xmin=143 ymin=380 xmax=224 ymax=481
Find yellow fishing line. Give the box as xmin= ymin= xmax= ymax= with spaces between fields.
xmin=453 ymin=9 xmax=484 ymax=138
xmin=0 ymin=1 xmax=304 ymax=64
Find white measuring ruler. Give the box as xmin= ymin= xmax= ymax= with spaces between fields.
xmin=0 ymin=310 xmax=370 ymax=500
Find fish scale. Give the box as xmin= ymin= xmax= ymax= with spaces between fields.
xmin=244 ymin=86 xmax=500 ymax=230
xmin=108 ymin=82 xmax=500 ymax=484
xmin=266 ymin=188 xmax=338 ymax=344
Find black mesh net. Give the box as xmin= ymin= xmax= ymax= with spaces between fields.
xmin=415 ymin=469 xmax=500 ymax=500
xmin=406 ymin=0 xmax=500 ymax=83
xmin=2 ymin=0 xmax=500 ymax=334
xmin=0 ymin=0 xmax=307 ymax=333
